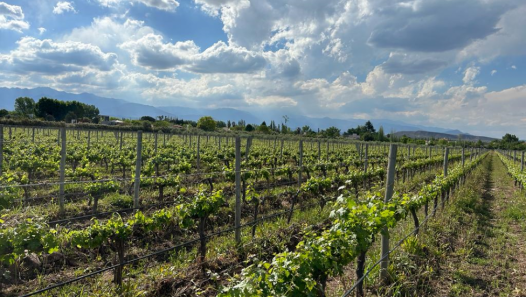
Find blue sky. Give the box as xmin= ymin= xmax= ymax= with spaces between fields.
xmin=0 ymin=0 xmax=525 ymax=138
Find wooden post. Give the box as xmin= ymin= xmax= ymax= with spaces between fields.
xmin=298 ymin=140 xmax=303 ymax=187
xmin=87 ymin=130 xmax=91 ymax=149
xmin=364 ymin=144 xmax=369 ymax=188
xmin=196 ymin=135 xmax=201 ymax=171
xmin=443 ymin=148 xmax=449 ymax=177
xmin=318 ymin=140 xmax=321 ymax=161
xmin=442 ymin=148 xmax=449 ymax=209
xmin=521 ymin=151 xmax=525 ymax=173
xmin=380 ymin=144 xmax=397 ymax=282
xmin=235 ymin=137 xmax=241 ymax=244
xmin=462 ymin=147 xmax=465 ymax=167
xmin=154 ymin=132 xmax=158 ymax=153
xmin=280 ymin=139 xmax=284 ymax=159
xmin=326 ymin=141 xmax=329 ymax=162
xmin=32 ymin=127 xmax=35 ymax=143
xmin=134 ymin=131 xmax=143 ymax=209
xmin=59 ymin=128 xmax=66 ymax=215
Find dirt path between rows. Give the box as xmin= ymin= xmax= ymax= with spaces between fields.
xmin=431 ymin=154 xmax=526 ymax=297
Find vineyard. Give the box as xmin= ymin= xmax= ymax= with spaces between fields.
xmin=3 ymin=125 xmax=524 ymax=297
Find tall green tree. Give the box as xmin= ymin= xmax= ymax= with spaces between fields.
xmin=197 ymin=116 xmax=217 ymax=131
xmin=323 ymin=126 xmax=341 ymax=138
xmin=502 ymin=133 xmax=519 ymax=143
xmin=364 ymin=120 xmax=376 ymax=133
xmin=14 ymin=97 xmax=35 ymax=116
xmin=377 ymin=126 xmax=385 ymax=141
xmin=35 ymin=97 xmax=99 ymax=121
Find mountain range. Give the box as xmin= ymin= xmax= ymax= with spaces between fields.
xmin=0 ymin=87 xmax=486 ymax=138
xmin=393 ymin=131 xmax=496 ymax=143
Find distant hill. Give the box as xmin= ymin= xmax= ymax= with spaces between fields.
xmin=393 ymin=131 xmax=496 ymax=142
xmin=0 ymin=86 xmax=492 ymax=138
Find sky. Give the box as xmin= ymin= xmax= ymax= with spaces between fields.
xmin=0 ymin=0 xmax=525 ymax=138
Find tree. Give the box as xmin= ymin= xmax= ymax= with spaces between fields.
xmin=502 ymin=133 xmax=519 ymax=143
xmin=14 ymin=97 xmax=35 ymax=116
xmin=245 ymin=124 xmax=255 ymax=132
xmin=323 ymin=126 xmax=341 ymax=138
xmin=140 ymin=116 xmax=156 ymax=122
xmin=0 ymin=109 xmax=8 ymax=117
xmin=377 ymin=126 xmax=385 ymax=141
xmin=227 ymin=120 xmax=232 ymax=128
xmin=361 ymin=132 xmax=375 ymax=141
xmin=197 ymin=116 xmax=216 ymax=131
xmin=301 ymin=125 xmax=312 ymax=134
xmin=64 ymin=111 xmax=77 ymax=123
xmin=257 ymin=121 xmax=270 ymax=133
xmin=35 ymin=97 xmax=99 ymax=121
xmin=364 ymin=120 xmax=376 ymax=133
xmin=216 ymin=120 xmax=226 ymax=128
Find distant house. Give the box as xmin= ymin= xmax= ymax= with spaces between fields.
xmin=99 ymin=115 xmax=123 ymax=125
xmin=100 ymin=115 xmax=111 ymax=125
xmin=110 ymin=120 xmax=124 ymax=125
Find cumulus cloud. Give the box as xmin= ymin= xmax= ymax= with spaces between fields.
xmin=463 ymin=67 xmax=480 ymax=84
xmin=38 ymin=27 xmax=46 ymax=35
xmin=0 ymin=37 xmax=118 ymax=74
xmin=53 ymin=2 xmax=76 ymax=14
xmin=189 ymin=41 xmax=266 ymax=73
xmin=0 ymin=2 xmax=29 ymax=32
xmin=97 ymin=0 xmax=179 ymax=11
xmin=120 ymin=33 xmax=200 ymax=70
xmin=64 ymin=17 xmax=154 ymax=52
xmin=120 ymin=34 xmax=266 ymax=73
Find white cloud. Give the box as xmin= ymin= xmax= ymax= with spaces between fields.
xmin=0 ymin=2 xmax=24 ymax=18
xmin=0 ymin=2 xmax=29 ymax=32
xmin=463 ymin=66 xmax=480 ymax=84
xmin=38 ymin=27 xmax=46 ymax=35
xmin=491 ymin=70 xmax=497 ymax=76
xmin=53 ymin=2 xmax=76 ymax=14
xmin=120 ymin=34 xmax=266 ymax=73
xmin=64 ymin=17 xmax=154 ymax=52
xmin=0 ymin=37 xmax=118 ymax=74
xmin=120 ymin=33 xmax=200 ymax=70
xmin=245 ymin=95 xmax=297 ymax=107
xmin=96 ymin=0 xmax=179 ymax=11
xmin=511 ymin=65 xmax=517 ymax=69
xmin=189 ymin=41 xmax=266 ymax=73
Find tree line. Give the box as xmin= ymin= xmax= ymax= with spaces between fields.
xmin=1 ymin=97 xmax=99 ymax=123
